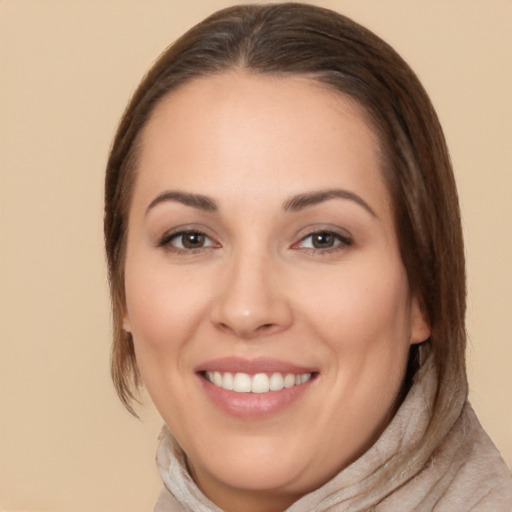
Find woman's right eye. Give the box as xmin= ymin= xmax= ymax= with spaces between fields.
xmin=159 ymin=230 xmax=218 ymax=252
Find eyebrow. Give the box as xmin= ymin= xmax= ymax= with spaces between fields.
xmin=145 ymin=188 xmax=376 ymax=218
xmin=145 ymin=190 xmax=218 ymax=215
xmin=283 ymin=189 xmax=377 ymax=217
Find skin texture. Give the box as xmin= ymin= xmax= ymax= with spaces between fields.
xmin=122 ymin=72 xmax=430 ymax=512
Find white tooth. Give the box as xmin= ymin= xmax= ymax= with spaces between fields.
xmin=213 ymin=371 xmax=223 ymax=387
xmin=269 ymin=373 xmax=284 ymax=391
xmin=233 ymin=372 xmax=252 ymax=393
xmin=301 ymin=373 xmax=312 ymax=384
xmin=284 ymin=373 xmax=295 ymax=388
xmin=208 ymin=370 xmax=311 ymax=392
xmin=222 ymin=372 xmax=234 ymax=390
xmin=251 ymin=373 xmax=270 ymax=393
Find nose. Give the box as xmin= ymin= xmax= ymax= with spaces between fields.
xmin=209 ymin=250 xmax=293 ymax=339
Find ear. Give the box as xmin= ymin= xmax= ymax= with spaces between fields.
xmin=122 ymin=311 xmax=132 ymax=333
xmin=410 ymin=296 xmax=431 ymax=345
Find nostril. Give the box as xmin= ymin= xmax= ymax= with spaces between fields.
xmin=218 ymin=322 xmax=231 ymax=333
xmin=257 ymin=323 xmax=276 ymax=332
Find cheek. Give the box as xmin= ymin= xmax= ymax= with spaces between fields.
xmin=123 ymin=255 xmax=208 ymax=368
xmin=300 ymin=257 xmax=413 ymax=417
xmin=297 ymin=257 xmax=412 ymax=355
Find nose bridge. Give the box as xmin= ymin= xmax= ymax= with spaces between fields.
xmin=210 ymin=243 xmax=292 ymax=338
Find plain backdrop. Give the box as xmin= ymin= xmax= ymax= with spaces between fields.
xmin=1 ymin=1 xmax=510 ymax=511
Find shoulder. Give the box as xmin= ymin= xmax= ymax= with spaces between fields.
xmin=436 ymin=403 xmax=512 ymax=511
xmin=378 ymin=403 xmax=512 ymax=512
xmin=153 ymin=487 xmax=185 ymax=512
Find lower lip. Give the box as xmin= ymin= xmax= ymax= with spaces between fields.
xmin=198 ymin=374 xmax=315 ymax=418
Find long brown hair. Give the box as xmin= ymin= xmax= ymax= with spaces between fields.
xmin=105 ymin=2 xmax=467 ymax=503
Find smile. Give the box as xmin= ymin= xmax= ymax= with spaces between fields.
xmin=204 ymin=371 xmax=313 ymax=393
xmin=196 ymin=358 xmax=318 ymax=417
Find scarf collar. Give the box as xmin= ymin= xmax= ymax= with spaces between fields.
xmin=154 ymin=354 xmax=512 ymax=511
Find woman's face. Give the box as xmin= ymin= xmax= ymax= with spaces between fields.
xmin=123 ymin=72 xmax=429 ymax=510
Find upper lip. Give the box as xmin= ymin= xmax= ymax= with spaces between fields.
xmin=194 ymin=356 xmax=317 ymax=375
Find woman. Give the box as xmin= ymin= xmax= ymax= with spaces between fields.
xmin=104 ymin=3 xmax=512 ymax=511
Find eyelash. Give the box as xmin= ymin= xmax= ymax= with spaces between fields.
xmin=293 ymin=229 xmax=353 ymax=254
xmin=158 ymin=228 xmax=352 ymax=255
xmin=158 ymin=229 xmax=218 ymax=253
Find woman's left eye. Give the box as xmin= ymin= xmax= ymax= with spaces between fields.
xmin=160 ymin=230 xmax=218 ymax=251
xmin=294 ymin=230 xmax=352 ymax=252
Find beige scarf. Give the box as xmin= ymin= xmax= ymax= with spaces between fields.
xmin=153 ymin=357 xmax=512 ymax=511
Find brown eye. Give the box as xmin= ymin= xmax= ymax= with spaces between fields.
xmin=181 ymin=232 xmax=206 ymax=248
xmin=160 ymin=230 xmax=217 ymax=251
xmin=295 ymin=230 xmax=352 ymax=252
xmin=311 ymin=232 xmax=336 ymax=249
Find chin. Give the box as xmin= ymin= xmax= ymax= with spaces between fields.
xmin=188 ymin=435 xmax=316 ymax=496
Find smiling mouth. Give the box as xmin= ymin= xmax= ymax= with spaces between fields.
xmin=203 ymin=371 xmax=314 ymax=393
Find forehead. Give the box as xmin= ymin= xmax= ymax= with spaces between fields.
xmin=133 ymin=71 xmax=389 ymax=215
xmin=142 ymin=71 xmax=380 ymax=155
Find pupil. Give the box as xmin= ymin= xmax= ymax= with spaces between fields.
xmin=313 ymin=233 xmax=334 ymax=248
xmin=183 ymin=232 xmax=204 ymax=248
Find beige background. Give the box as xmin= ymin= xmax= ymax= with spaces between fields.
xmin=0 ymin=1 xmax=510 ymax=510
